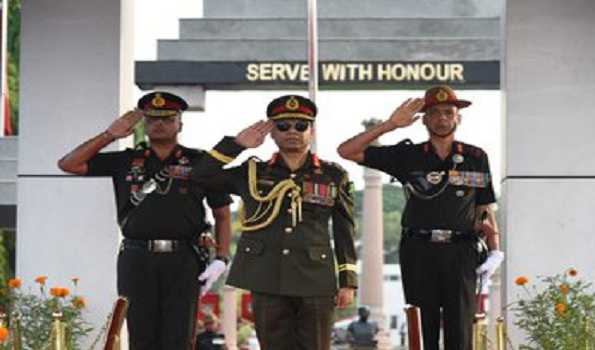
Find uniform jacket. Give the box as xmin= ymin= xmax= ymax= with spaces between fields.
xmin=192 ymin=136 xmax=357 ymax=296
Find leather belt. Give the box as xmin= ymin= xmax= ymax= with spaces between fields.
xmin=403 ymin=228 xmax=476 ymax=244
xmin=121 ymin=238 xmax=190 ymax=253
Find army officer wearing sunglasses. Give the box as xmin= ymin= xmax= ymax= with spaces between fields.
xmin=191 ymin=95 xmax=358 ymax=350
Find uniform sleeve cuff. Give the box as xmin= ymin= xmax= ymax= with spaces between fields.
xmin=207 ymin=136 xmax=245 ymax=164
xmin=338 ymin=265 xmax=358 ymax=289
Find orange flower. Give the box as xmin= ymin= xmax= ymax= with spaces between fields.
xmin=72 ymin=296 xmax=86 ymax=309
xmin=568 ymin=268 xmax=578 ymax=277
xmin=559 ymin=283 xmax=570 ymax=295
xmin=50 ymin=287 xmax=70 ymax=298
xmin=35 ymin=275 xmax=48 ymax=285
xmin=515 ymin=276 xmax=529 ymax=286
xmin=0 ymin=326 xmax=8 ymax=341
xmin=8 ymin=277 xmax=22 ymax=289
xmin=555 ymin=302 xmax=567 ymax=316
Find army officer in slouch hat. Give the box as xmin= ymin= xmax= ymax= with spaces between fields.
xmin=337 ymin=86 xmax=504 ymax=350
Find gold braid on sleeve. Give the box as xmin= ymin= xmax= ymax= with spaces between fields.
xmin=239 ymin=158 xmax=302 ymax=232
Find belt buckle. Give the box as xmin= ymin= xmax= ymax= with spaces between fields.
xmin=148 ymin=240 xmax=176 ymax=253
xmin=430 ymin=229 xmax=452 ymax=243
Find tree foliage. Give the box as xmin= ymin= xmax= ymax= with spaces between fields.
xmin=6 ymin=0 xmax=21 ymax=134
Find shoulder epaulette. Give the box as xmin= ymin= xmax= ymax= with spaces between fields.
xmin=178 ymin=145 xmax=201 ymax=156
xmin=457 ymin=142 xmax=486 ymax=159
xmin=321 ymin=159 xmax=346 ymax=173
xmin=393 ymin=138 xmax=414 ymax=152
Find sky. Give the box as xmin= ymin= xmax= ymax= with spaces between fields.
xmin=134 ymin=0 xmax=502 ymax=192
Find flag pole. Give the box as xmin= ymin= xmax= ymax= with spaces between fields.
xmin=0 ymin=0 xmax=8 ymax=136
xmin=307 ymin=0 xmax=318 ymax=152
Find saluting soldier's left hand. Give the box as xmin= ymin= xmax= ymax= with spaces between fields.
xmin=235 ymin=120 xmax=273 ymax=148
xmin=335 ymin=288 xmax=355 ymax=308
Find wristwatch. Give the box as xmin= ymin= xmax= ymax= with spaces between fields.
xmin=215 ymin=255 xmax=230 ymax=264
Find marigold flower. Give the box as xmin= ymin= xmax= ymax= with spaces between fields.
xmin=568 ymin=268 xmax=578 ymax=277
xmin=0 ymin=326 xmax=9 ymax=341
xmin=555 ymin=302 xmax=567 ymax=316
xmin=515 ymin=276 xmax=529 ymax=286
xmin=559 ymin=283 xmax=570 ymax=295
xmin=50 ymin=286 xmax=70 ymax=298
xmin=72 ymin=296 xmax=86 ymax=309
xmin=8 ymin=277 xmax=22 ymax=289
xmin=35 ymin=275 xmax=48 ymax=285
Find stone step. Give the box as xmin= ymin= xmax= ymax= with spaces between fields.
xmin=179 ymin=17 xmax=499 ymax=40
xmin=157 ymin=38 xmax=499 ymax=61
xmin=203 ymin=0 xmax=502 ymax=19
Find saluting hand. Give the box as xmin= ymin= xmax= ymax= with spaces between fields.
xmin=335 ymin=288 xmax=355 ymax=308
xmin=235 ymin=120 xmax=273 ymax=148
xmin=386 ymin=97 xmax=425 ymax=130
xmin=106 ymin=109 xmax=143 ymax=139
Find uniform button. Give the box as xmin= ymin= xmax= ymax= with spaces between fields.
xmin=287 ymin=193 xmax=293 ymax=198
xmin=287 ymin=208 xmax=293 ymax=214
xmin=284 ymin=227 xmax=293 ymax=233
xmin=321 ymin=254 xmax=327 ymax=259
xmin=245 ymin=247 xmax=251 ymax=253
xmin=282 ymin=249 xmax=290 ymax=255
xmin=290 ymin=173 xmax=296 ymax=179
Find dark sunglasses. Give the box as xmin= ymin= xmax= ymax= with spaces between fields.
xmin=274 ymin=120 xmax=311 ymax=132
xmin=144 ymin=115 xmax=177 ymax=123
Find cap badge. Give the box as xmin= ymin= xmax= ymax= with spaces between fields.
xmin=436 ymin=89 xmax=449 ymax=102
xmin=152 ymin=93 xmax=166 ymax=108
xmin=285 ymin=96 xmax=300 ymax=110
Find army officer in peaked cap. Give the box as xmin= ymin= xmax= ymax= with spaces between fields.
xmin=191 ymin=95 xmax=358 ymax=350
xmin=337 ymin=86 xmax=504 ymax=350
xmin=58 ymin=92 xmax=232 ymax=349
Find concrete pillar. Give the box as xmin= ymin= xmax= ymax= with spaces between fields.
xmin=222 ymin=286 xmax=238 ymax=350
xmin=358 ymin=119 xmax=391 ymax=349
xmin=503 ymin=0 xmax=595 ymax=345
xmin=18 ymin=0 xmax=134 ymax=347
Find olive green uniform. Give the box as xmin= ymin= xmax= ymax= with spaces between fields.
xmin=192 ymin=136 xmax=357 ymax=350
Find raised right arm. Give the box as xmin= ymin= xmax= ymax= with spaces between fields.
xmin=337 ymin=98 xmax=424 ymax=163
xmin=57 ymin=110 xmax=142 ymax=175
xmin=191 ymin=120 xmax=273 ymax=193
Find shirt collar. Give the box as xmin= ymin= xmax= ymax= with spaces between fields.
xmin=267 ymin=151 xmax=321 ymax=170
